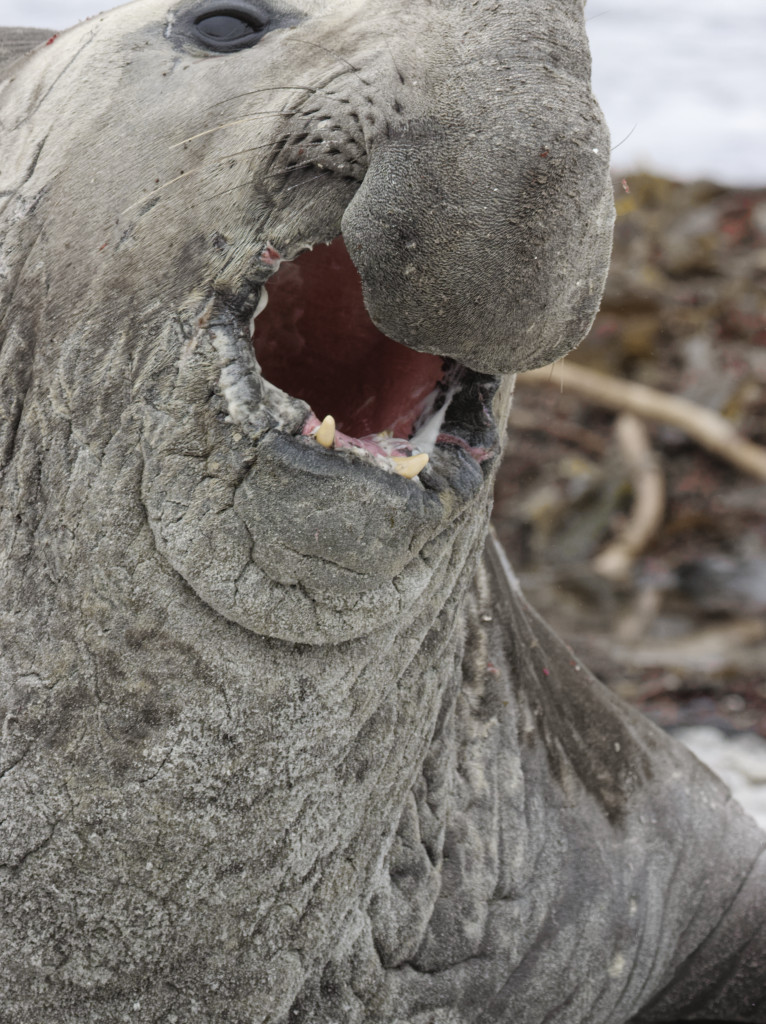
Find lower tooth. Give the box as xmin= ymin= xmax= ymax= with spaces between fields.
xmin=315 ymin=415 xmax=336 ymax=448
xmin=391 ymin=453 xmax=429 ymax=479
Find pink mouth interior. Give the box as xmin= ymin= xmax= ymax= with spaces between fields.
xmin=252 ymin=236 xmax=445 ymax=439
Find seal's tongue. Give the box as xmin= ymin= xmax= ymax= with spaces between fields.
xmin=252 ymin=237 xmax=445 ymax=439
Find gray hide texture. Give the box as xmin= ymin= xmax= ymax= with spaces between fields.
xmin=0 ymin=3 xmax=764 ymax=1023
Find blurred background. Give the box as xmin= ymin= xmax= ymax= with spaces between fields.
xmin=8 ymin=0 xmax=766 ymax=822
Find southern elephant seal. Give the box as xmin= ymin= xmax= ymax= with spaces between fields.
xmin=0 ymin=3 xmax=764 ymax=1022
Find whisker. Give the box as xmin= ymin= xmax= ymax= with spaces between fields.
xmin=381 ymin=38 xmax=406 ymax=86
xmin=120 ymin=170 xmax=200 ymax=215
xmin=202 ymin=163 xmax=333 ymax=204
xmin=281 ymin=39 xmax=368 ymax=88
xmin=264 ymin=159 xmax=325 ymax=179
xmin=119 ymin=142 xmax=289 ymax=215
xmin=170 ymin=111 xmax=294 ymax=149
xmin=207 ymin=65 xmax=356 ymax=115
xmin=218 ymin=141 xmax=288 ymax=160
xmin=206 ymin=85 xmax=317 ymax=110
xmin=611 ymin=124 xmax=638 ymax=152
xmin=202 ymin=179 xmax=258 ymax=204
xmin=283 ymin=170 xmax=332 ymax=193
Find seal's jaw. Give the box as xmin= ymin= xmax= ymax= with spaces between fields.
xmin=135 ymin=225 xmax=510 ymax=646
xmin=138 ymin=232 xmax=509 ymax=646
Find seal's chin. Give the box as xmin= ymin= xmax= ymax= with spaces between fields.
xmin=251 ymin=236 xmax=499 ymax=483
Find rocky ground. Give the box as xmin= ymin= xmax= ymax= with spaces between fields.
xmin=492 ymin=174 xmax=766 ymax=760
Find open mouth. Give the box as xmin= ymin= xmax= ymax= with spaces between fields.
xmin=250 ymin=236 xmax=500 ymax=483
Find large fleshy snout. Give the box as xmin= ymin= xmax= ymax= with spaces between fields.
xmin=341 ymin=62 xmax=614 ymax=376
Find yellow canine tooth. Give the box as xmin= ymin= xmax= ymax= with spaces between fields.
xmin=391 ymin=452 xmax=429 ymax=479
xmin=315 ymin=415 xmax=336 ymax=449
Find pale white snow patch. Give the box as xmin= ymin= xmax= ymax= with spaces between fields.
xmin=675 ymin=726 xmax=766 ymax=830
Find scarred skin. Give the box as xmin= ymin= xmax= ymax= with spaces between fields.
xmin=0 ymin=4 xmax=764 ymax=1023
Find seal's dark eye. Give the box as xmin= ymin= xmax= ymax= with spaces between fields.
xmin=193 ymin=9 xmax=267 ymax=51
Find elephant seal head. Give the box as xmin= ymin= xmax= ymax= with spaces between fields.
xmin=0 ymin=3 xmax=616 ymax=1018
xmin=0 ymin=0 xmax=612 ymax=647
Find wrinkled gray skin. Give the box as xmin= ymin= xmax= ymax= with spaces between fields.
xmin=0 ymin=4 xmax=764 ymax=1023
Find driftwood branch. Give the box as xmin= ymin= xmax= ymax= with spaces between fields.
xmin=593 ymin=413 xmax=666 ymax=580
xmin=518 ymin=362 xmax=766 ymax=482
xmin=611 ymin=617 xmax=766 ymax=674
